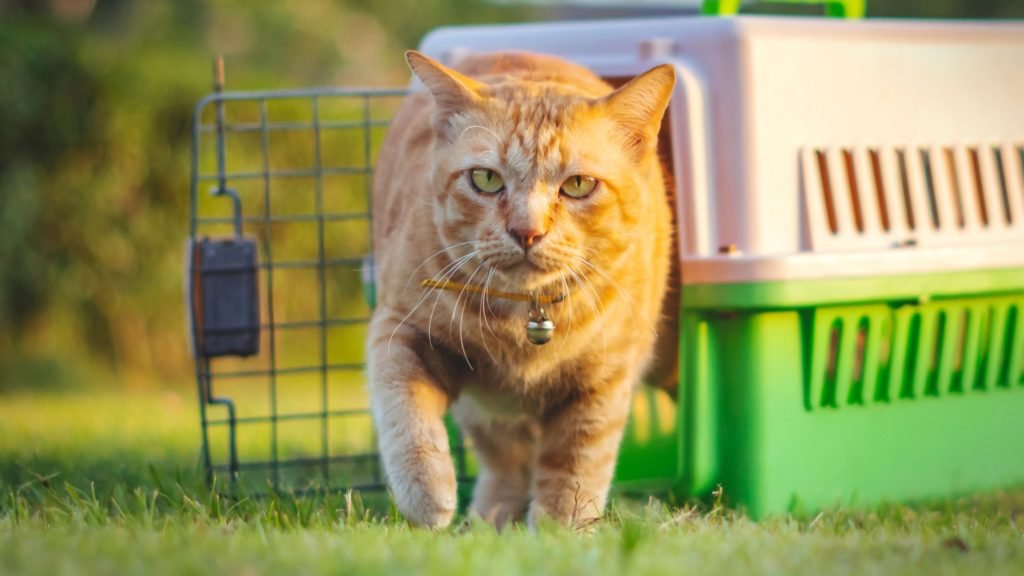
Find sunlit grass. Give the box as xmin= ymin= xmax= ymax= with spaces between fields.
xmin=0 ymin=389 xmax=202 ymax=489
xmin=1 ymin=388 xmax=1023 ymax=575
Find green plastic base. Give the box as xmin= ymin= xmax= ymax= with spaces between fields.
xmin=616 ymin=268 xmax=1024 ymax=518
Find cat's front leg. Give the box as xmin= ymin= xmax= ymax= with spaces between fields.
xmin=452 ymin=403 xmax=539 ymax=530
xmin=367 ymin=309 xmax=457 ymax=528
xmin=529 ymin=379 xmax=633 ymax=528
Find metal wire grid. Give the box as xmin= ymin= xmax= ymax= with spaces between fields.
xmin=188 ymin=85 xmax=470 ymax=496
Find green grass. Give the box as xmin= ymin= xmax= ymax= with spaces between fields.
xmin=2 ymin=389 xmax=1023 ymax=575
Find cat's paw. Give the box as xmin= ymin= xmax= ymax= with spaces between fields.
xmin=527 ymin=492 xmax=603 ymax=531
xmin=389 ymin=453 xmax=458 ymax=528
xmin=393 ymin=483 xmax=456 ymax=528
xmin=470 ymin=475 xmax=529 ymax=530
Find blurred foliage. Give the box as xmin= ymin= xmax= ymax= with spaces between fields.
xmin=0 ymin=0 xmax=1019 ymax=391
xmin=0 ymin=0 xmax=535 ymax=390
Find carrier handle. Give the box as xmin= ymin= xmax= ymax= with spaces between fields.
xmin=701 ymin=0 xmax=865 ymax=18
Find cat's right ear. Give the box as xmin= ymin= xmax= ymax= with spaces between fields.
xmin=601 ymin=64 xmax=676 ymax=159
xmin=405 ymin=50 xmax=485 ymax=124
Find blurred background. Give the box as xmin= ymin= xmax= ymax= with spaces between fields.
xmin=1 ymin=0 xmax=1023 ymax=395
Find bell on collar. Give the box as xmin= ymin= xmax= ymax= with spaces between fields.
xmin=526 ymin=316 xmax=555 ymax=345
xmin=526 ymin=301 xmax=555 ymax=345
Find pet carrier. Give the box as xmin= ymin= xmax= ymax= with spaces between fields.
xmin=188 ymin=7 xmax=1024 ymax=517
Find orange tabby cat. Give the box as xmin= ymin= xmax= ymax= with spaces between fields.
xmin=368 ymin=50 xmax=675 ymax=529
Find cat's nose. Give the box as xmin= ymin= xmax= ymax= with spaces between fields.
xmin=508 ymin=227 xmax=546 ymax=251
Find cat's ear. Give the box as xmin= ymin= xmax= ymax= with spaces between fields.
xmin=405 ymin=50 xmax=486 ymax=122
xmin=602 ymin=64 xmax=676 ymax=156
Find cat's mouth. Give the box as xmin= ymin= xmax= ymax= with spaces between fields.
xmin=471 ymin=244 xmax=570 ymax=293
xmin=495 ymin=260 xmax=565 ymax=292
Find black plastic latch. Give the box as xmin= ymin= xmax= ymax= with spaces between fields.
xmin=188 ymin=187 xmax=260 ymax=358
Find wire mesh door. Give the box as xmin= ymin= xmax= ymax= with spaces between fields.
xmin=187 ymin=83 xmax=470 ymax=497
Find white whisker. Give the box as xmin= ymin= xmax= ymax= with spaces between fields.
xmin=452 ymin=261 xmax=486 ymax=370
xmin=579 ymin=257 xmax=636 ymax=313
xmin=559 ymin=271 xmax=573 ymax=337
xmin=402 ymin=241 xmax=479 ymax=290
xmin=389 ymin=249 xmax=478 ymax=355
xmin=481 ymin=268 xmax=503 ymax=346
xmin=568 ymin=263 xmax=607 ymax=371
xmin=426 ymin=250 xmax=478 ymax=350
xmin=458 ymin=124 xmax=501 ymax=145
xmin=477 ymin=266 xmax=498 ymax=365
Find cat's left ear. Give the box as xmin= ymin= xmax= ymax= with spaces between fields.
xmin=602 ymin=64 xmax=676 ymax=156
xmin=405 ymin=50 xmax=486 ymax=124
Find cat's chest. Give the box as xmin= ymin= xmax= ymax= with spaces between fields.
xmin=436 ymin=335 xmax=587 ymax=418
xmin=456 ymin=380 xmax=534 ymax=419
xmin=453 ymin=359 xmax=576 ymax=421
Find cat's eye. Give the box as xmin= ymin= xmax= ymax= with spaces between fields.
xmin=560 ymin=175 xmax=598 ymax=199
xmin=469 ymin=168 xmax=504 ymax=194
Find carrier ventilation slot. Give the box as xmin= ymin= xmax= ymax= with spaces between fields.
xmin=806 ymin=299 xmax=1024 ymax=411
xmin=801 ymin=144 xmax=1024 ymax=251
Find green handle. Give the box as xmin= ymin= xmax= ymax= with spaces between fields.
xmin=701 ymin=0 xmax=866 ymax=18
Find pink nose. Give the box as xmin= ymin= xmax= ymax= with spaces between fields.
xmin=508 ymin=227 xmax=546 ymax=251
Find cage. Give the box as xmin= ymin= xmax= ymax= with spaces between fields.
xmin=188 ymin=9 xmax=1024 ymax=516
xmin=186 ymin=80 xmax=474 ymax=498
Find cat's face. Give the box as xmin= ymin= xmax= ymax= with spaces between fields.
xmin=408 ymin=52 xmax=675 ymax=292
xmin=431 ymin=95 xmax=632 ymax=291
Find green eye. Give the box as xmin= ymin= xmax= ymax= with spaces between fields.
xmin=560 ymin=175 xmax=598 ymax=199
xmin=470 ymin=169 xmax=504 ymax=194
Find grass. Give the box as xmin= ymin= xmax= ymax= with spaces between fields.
xmin=1 ymin=388 xmax=1023 ymax=576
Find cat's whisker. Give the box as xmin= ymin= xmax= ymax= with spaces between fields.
xmin=402 ymin=240 xmax=479 ymax=290
xmin=483 ymin=267 xmax=496 ymax=316
xmin=568 ymin=263 xmax=607 ymax=369
xmin=405 ymin=245 xmax=477 ymax=314
xmin=389 ymin=249 xmax=479 ymax=355
xmin=458 ymin=124 xmax=501 ymax=145
xmin=559 ymin=271 xmax=573 ymax=337
xmin=579 ymin=257 xmax=637 ymax=313
xmin=452 ymin=261 xmax=487 ymax=370
xmin=425 ymin=250 xmax=478 ymax=340
xmin=566 ymin=264 xmax=599 ymax=320
xmin=481 ymin=267 xmax=500 ymax=341
xmin=427 ymin=250 xmax=479 ymax=350
xmin=477 ymin=266 xmax=499 ymax=365
xmin=388 ymin=288 xmax=433 ymax=355
xmin=451 ymin=260 xmax=485 ymax=325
